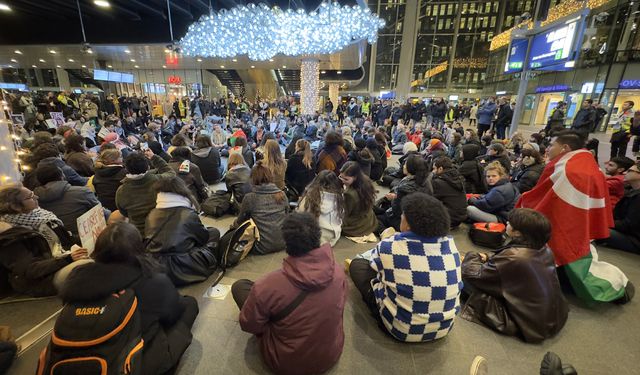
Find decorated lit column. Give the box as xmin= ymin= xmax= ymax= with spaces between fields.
xmin=328 ymin=83 xmax=339 ymax=113
xmin=300 ymin=59 xmax=320 ymax=116
xmin=0 ymin=101 xmax=21 ymax=185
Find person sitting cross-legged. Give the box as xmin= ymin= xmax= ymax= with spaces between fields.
xmin=460 ymin=208 xmax=569 ymax=343
xmin=349 ymin=192 xmax=462 ymax=342
xmin=231 ymin=212 xmax=348 ymax=375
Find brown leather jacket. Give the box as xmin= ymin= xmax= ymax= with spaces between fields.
xmin=460 ymin=245 xmax=568 ymax=343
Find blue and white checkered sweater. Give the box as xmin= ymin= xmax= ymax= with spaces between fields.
xmin=370 ymin=232 xmax=463 ymax=342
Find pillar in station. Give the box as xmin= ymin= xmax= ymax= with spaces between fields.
xmin=328 ymin=83 xmax=339 ymax=111
xmin=300 ymin=58 xmax=320 ymax=115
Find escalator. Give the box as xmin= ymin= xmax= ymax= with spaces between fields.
xmin=207 ymin=69 xmax=245 ymax=97
xmin=65 ymin=69 xmax=103 ymax=90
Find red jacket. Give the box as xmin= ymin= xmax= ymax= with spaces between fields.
xmin=606 ymin=175 xmax=625 ymax=209
xmin=239 ymin=244 xmax=347 ymax=375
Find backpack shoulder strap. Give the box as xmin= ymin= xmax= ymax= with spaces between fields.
xmin=271 ymin=290 xmax=309 ymax=322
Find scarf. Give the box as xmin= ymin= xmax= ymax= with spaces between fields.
xmin=155 ymin=192 xmax=194 ymax=209
xmin=125 ymin=172 xmax=147 ymax=180
xmin=0 ymin=208 xmax=64 ymax=254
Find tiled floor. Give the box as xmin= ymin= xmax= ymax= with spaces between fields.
xmin=5 ymin=139 xmax=640 ymax=375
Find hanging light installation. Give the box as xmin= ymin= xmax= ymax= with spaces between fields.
xmin=179 ymin=2 xmax=385 ymax=61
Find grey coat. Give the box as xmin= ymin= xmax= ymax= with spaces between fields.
xmin=234 ymin=183 xmax=288 ymax=254
xmin=34 ymin=181 xmax=101 ymax=236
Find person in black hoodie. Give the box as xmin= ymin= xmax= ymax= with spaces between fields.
xmin=285 ymin=139 xmax=316 ymax=196
xmin=93 ymin=148 xmax=126 ymax=212
xmin=191 ymin=135 xmax=223 ymax=184
xmin=432 ymin=156 xmax=467 ymax=228
xmin=510 ymin=148 xmax=545 ymax=194
xmin=60 ymin=222 xmax=198 ymax=375
xmin=477 ymin=143 xmax=512 ymax=175
xmin=459 ymin=143 xmax=487 ymax=194
xmin=169 ymin=147 xmax=209 ymax=203
xmin=366 ymin=137 xmax=385 ymax=181
xmin=348 ymin=138 xmax=375 ymax=177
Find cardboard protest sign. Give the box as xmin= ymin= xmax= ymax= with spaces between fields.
xmin=76 ymin=204 xmax=107 ymax=254
xmin=50 ymin=112 xmax=65 ymax=126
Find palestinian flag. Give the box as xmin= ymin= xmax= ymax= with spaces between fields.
xmin=564 ymin=244 xmax=628 ymax=302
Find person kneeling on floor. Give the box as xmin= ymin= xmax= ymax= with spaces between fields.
xmin=59 ymin=222 xmax=198 ymax=375
xmin=461 ymin=208 xmax=568 ymax=343
xmin=231 ymin=212 xmax=348 ymax=375
xmin=349 ymin=192 xmax=462 ymax=342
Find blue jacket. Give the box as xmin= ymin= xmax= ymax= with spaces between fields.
xmin=469 ymin=179 xmax=520 ymax=222
xmin=477 ymin=102 xmax=497 ymax=125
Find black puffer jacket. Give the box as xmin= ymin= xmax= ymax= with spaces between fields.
xmin=432 ymin=168 xmax=468 ymax=226
xmin=60 ymin=262 xmax=197 ymax=375
xmin=0 ymin=226 xmax=72 ymax=297
xmin=367 ymin=142 xmax=386 ymax=181
xmin=477 ymin=154 xmax=512 ymax=175
xmin=169 ymin=159 xmax=209 ymax=203
xmin=459 ymin=144 xmax=487 ymax=194
xmin=191 ymin=147 xmax=222 ymax=184
xmin=385 ymin=175 xmax=432 ymax=231
xmin=511 ymin=162 xmax=544 ymax=194
xmin=144 ymin=206 xmax=217 ymax=286
xmin=469 ymin=179 xmax=520 ymax=222
xmin=225 ymin=165 xmax=252 ymax=206
xmin=93 ymin=164 xmax=126 ymax=211
xmin=285 ymin=151 xmax=316 ymax=195
xmin=347 ymin=149 xmax=374 ymax=177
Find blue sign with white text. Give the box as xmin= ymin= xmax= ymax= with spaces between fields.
xmin=529 ymin=20 xmax=579 ymax=70
xmin=505 ymin=39 xmax=528 ymax=74
xmin=619 ymin=80 xmax=640 ymax=89
xmin=535 ymin=85 xmax=571 ymax=94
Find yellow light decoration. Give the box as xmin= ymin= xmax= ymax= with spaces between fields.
xmin=490 ymin=0 xmax=615 ymax=51
xmin=424 ymin=62 xmax=448 ymax=79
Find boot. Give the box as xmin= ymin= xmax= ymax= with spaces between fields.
xmin=540 ymin=352 xmax=578 ymax=375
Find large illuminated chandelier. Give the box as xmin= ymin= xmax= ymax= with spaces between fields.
xmin=179 ymin=2 xmax=385 ymax=61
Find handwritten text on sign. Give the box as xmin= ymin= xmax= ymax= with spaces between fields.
xmin=76 ymin=204 xmax=107 ymax=254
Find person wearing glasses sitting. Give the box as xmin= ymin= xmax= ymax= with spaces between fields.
xmin=600 ymin=161 xmax=640 ymax=254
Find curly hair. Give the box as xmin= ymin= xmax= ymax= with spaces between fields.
xmin=281 ymin=212 xmax=321 ymax=257
xmin=300 ymin=170 xmax=345 ymax=220
xmin=401 ymin=192 xmax=450 ymax=237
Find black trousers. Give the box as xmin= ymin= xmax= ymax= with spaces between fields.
xmin=349 ymin=259 xmax=383 ymax=327
xmin=610 ymin=139 xmax=630 ymax=159
xmin=477 ymin=123 xmax=490 ymax=138
xmin=231 ymin=279 xmax=255 ymax=310
xmin=155 ymin=296 xmax=199 ymax=375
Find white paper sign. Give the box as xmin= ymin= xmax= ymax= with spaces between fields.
xmin=97 ymin=125 xmax=111 ymax=140
xmin=76 ymin=204 xmax=107 ymax=254
xmin=50 ymin=112 xmax=65 ymax=126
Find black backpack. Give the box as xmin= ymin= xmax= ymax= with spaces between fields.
xmin=36 ymin=289 xmax=143 ymax=375
xmin=201 ymin=190 xmax=232 ymax=217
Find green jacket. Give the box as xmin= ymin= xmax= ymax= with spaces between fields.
xmin=115 ymin=155 xmax=175 ymax=233
xmin=342 ymin=187 xmax=378 ymax=237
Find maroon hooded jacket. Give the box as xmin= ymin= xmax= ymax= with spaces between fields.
xmin=238 ymin=244 xmax=348 ymax=375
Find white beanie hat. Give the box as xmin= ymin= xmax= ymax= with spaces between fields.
xmin=403 ymin=141 xmax=418 ymax=155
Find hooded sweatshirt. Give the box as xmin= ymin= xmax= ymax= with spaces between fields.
xmin=34 ymin=180 xmax=101 ymax=236
xmin=93 ymin=163 xmax=126 ymax=211
xmin=458 ymin=144 xmax=486 ymax=194
xmin=432 ymin=168 xmax=468 ymax=226
xmin=239 ymin=244 xmax=347 ymax=375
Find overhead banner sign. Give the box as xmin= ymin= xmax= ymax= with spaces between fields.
xmin=529 ymin=19 xmax=580 ymax=70
xmin=504 ymin=39 xmax=528 ymax=74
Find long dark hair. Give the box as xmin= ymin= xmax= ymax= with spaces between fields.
xmin=92 ymin=222 xmax=161 ymax=277
xmin=405 ymin=154 xmax=428 ymax=186
xmin=252 ymin=161 xmax=286 ymax=203
xmin=300 ymin=170 xmax=345 ymax=219
xmin=340 ymin=161 xmax=375 ymax=211
xmin=153 ymin=176 xmax=200 ymax=211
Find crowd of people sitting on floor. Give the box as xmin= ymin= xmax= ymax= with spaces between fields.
xmin=0 ymin=92 xmax=638 ymax=374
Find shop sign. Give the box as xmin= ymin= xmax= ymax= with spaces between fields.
xmin=619 ymin=80 xmax=640 ymax=89
xmin=581 ymin=82 xmax=594 ymax=94
xmin=168 ymin=75 xmax=182 ymax=84
xmin=535 ymin=85 xmax=571 ymax=94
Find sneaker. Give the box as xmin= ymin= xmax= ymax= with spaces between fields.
xmin=469 ymin=356 xmax=488 ymax=375
xmin=614 ymin=281 xmax=635 ymax=305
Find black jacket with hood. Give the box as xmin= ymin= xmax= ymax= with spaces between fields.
xmin=459 ymin=144 xmax=487 ymax=194
xmin=93 ymin=163 xmax=126 ymax=211
xmin=511 ymin=162 xmax=544 ymax=194
xmin=191 ymin=147 xmax=222 ymax=184
xmin=432 ymin=168 xmax=468 ymax=226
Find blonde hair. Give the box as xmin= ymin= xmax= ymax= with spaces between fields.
xmin=264 ymin=139 xmax=286 ymax=172
xmin=227 ymin=153 xmax=247 ymax=169
xmin=295 ymin=139 xmax=313 ymax=169
xmin=485 ymin=161 xmax=507 ymax=177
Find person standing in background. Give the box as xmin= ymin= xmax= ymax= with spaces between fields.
xmin=610 ymin=101 xmax=634 ymax=158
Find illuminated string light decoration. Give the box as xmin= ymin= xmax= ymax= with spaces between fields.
xmin=179 ymin=3 xmax=385 ymax=61
xmin=300 ymin=59 xmax=320 ymax=115
xmin=490 ymin=0 xmax=615 ymax=51
xmin=0 ymin=102 xmax=22 ymax=185
xmin=424 ymin=61 xmax=449 ymax=79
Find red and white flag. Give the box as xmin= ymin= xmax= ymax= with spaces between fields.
xmin=516 ymin=150 xmax=613 ymax=266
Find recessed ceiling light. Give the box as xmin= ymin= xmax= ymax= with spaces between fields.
xmin=124 ymin=49 xmax=131 ymax=54
xmin=162 ymin=65 xmax=167 ymax=68
xmin=68 ymin=59 xmax=74 ymax=62
xmin=196 ymin=58 xmax=203 ymax=62
xmin=232 ymin=58 xmax=238 ymax=62
xmin=56 ymin=65 xmax=61 ymax=68
xmin=321 ymin=70 xmax=326 ymax=73
xmin=107 ymin=65 xmax=113 ymax=68
xmin=282 ymin=65 xmax=286 ymax=69
xmin=0 ymin=3 xmax=11 ymax=11
xmin=39 ymin=59 xmax=45 ymax=63
xmin=250 ymin=65 xmax=255 ymax=69
xmin=10 ymin=59 xmax=17 ymax=63
xmin=87 ymin=49 xmax=93 ymax=54
xmin=49 ymin=50 xmax=56 ymax=54
xmin=14 ymin=50 xmax=22 ymax=55
xmin=130 ymin=59 xmax=135 ymax=62
xmin=81 ymin=65 xmax=87 ymax=68
xmin=31 ymin=65 xmax=37 ymax=68
xmin=94 ymin=0 xmax=110 ymax=8
xmin=134 ymin=65 xmax=139 ymax=68
xmin=269 ymin=59 xmax=274 ymax=62
xmin=220 ymin=65 xmax=225 ymax=68
xmin=337 ymin=70 xmax=342 ymax=74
